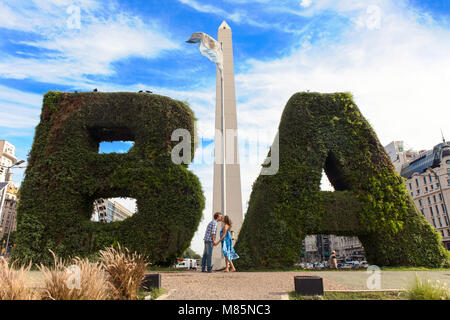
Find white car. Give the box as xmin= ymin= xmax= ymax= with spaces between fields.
xmin=359 ymin=261 xmax=369 ymax=268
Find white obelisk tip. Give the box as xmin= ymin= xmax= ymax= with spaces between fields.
xmin=219 ymin=21 xmax=231 ymax=30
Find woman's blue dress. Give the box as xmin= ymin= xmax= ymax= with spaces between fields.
xmin=220 ymin=229 xmax=239 ymax=261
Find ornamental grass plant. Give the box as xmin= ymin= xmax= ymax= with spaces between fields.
xmin=38 ymin=251 xmax=111 ymax=300
xmin=99 ymin=244 xmax=149 ymax=300
xmin=0 ymin=257 xmax=35 ymax=300
xmin=407 ymin=274 xmax=449 ymax=300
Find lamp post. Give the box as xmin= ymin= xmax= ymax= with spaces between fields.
xmin=186 ymin=33 xmax=226 ymax=216
xmin=0 ymin=160 xmax=24 ymax=256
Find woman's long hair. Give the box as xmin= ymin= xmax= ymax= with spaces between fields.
xmin=223 ymin=215 xmax=232 ymax=229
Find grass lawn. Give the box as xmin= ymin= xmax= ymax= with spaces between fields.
xmin=289 ymin=290 xmax=407 ymax=300
xmin=138 ymin=288 xmax=167 ymax=300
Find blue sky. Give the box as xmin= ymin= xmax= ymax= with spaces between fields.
xmin=1 ymin=0 xmax=450 ymax=254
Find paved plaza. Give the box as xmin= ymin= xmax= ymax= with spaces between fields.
xmin=24 ymin=270 xmax=450 ymax=300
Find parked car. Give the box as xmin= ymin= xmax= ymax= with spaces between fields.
xmin=340 ymin=263 xmax=352 ymax=270
xmin=359 ymin=261 xmax=369 ymax=268
xmin=175 ymin=258 xmax=197 ymax=270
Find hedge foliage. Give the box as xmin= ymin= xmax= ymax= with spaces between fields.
xmin=235 ymin=92 xmax=449 ymax=269
xmin=13 ymin=92 xmax=205 ymax=266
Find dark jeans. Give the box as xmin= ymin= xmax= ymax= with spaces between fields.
xmin=201 ymin=241 xmax=213 ymax=272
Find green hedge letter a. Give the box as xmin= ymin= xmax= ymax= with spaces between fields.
xmin=235 ymin=92 xmax=448 ymax=269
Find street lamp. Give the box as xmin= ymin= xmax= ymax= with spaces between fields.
xmin=186 ymin=32 xmax=226 ymax=216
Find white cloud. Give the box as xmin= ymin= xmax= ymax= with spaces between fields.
xmin=177 ymin=0 xmax=305 ymax=33
xmin=300 ymin=0 xmax=312 ymax=8
xmin=235 ymin=0 xmax=450 ymax=152
xmin=0 ymin=85 xmax=43 ymax=130
xmin=0 ymin=1 xmax=178 ymax=85
xmin=0 ymin=85 xmax=42 ymax=107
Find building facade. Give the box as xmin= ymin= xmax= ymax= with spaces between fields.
xmin=0 ymin=184 xmax=18 ymax=241
xmin=0 ymin=140 xmax=19 ymax=246
xmin=397 ymin=140 xmax=450 ymax=250
xmin=0 ymin=140 xmax=18 ymax=182
xmin=385 ymin=141 xmax=418 ymax=173
xmin=92 ymin=198 xmax=134 ymax=223
xmin=329 ymin=235 xmax=365 ymax=260
xmin=302 ymin=235 xmax=365 ymax=263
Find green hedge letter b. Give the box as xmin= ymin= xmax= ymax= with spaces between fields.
xmin=14 ymin=92 xmax=204 ymax=265
xmin=235 ymin=92 xmax=448 ymax=269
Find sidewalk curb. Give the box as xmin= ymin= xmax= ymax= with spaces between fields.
xmin=155 ymin=289 xmax=174 ymax=300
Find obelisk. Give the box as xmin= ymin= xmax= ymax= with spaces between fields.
xmin=212 ymin=21 xmax=243 ymax=270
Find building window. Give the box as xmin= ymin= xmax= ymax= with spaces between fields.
xmin=433 ymin=195 xmax=437 ymax=203
xmin=445 ymin=215 xmax=449 ymax=226
xmin=419 ymin=199 xmax=423 ymax=207
xmin=428 ymin=197 xmax=431 ymax=205
xmin=409 ymin=183 xmax=412 ymax=190
xmin=423 ymin=177 xmax=427 ymax=184
xmin=447 ymin=160 xmax=450 ymax=165
xmin=440 ymin=193 xmax=443 ymax=201
xmin=420 ymin=209 xmax=425 ymax=216
xmin=436 ymin=205 xmax=440 ymax=214
xmin=416 ymin=179 xmax=419 ymax=187
xmin=432 ymin=219 xmax=436 ymax=227
xmin=431 ymin=184 xmax=434 ymax=190
xmin=448 ymin=179 xmax=450 ymax=186
xmin=425 ymin=186 xmax=428 ymax=192
xmin=438 ymin=217 xmax=442 ymax=227
xmin=411 ymin=192 xmax=414 ymax=197
xmin=443 ymin=204 xmax=447 ymax=213
xmin=429 ymin=175 xmax=433 ymax=183
xmin=430 ymin=207 xmax=434 ymax=216
xmin=448 ymin=229 xmax=450 ymax=236
xmin=417 ymin=189 xmax=421 ymax=195
xmin=441 ymin=230 xmax=445 ymax=237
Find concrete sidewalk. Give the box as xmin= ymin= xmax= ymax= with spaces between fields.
xmin=24 ymin=270 xmax=450 ymax=300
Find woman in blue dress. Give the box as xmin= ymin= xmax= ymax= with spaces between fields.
xmin=214 ymin=215 xmax=239 ymax=272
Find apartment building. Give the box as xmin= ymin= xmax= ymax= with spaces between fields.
xmin=399 ymin=140 xmax=450 ymax=250
xmin=0 ymin=140 xmax=17 ymax=183
xmin=92 ymin=198 xmax=134 ymax=223
xmin=0 ymin=184 xmax=19 ymax=240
